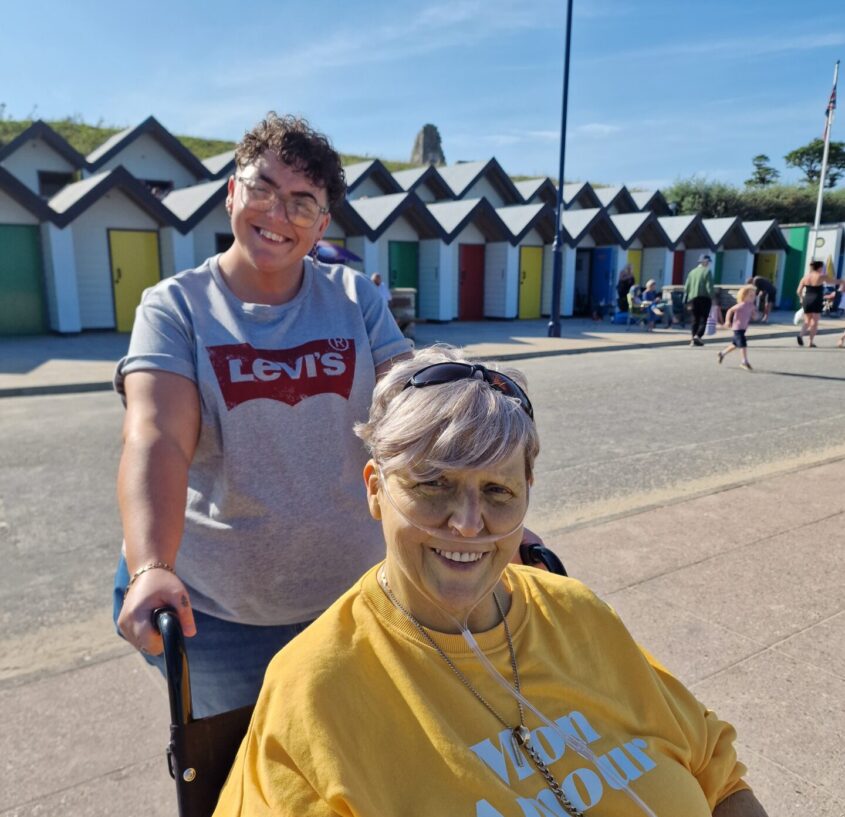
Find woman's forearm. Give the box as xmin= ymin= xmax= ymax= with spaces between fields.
xmin=713 ymin=789 xmax=769 ymax=817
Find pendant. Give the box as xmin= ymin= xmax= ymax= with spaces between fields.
xmin=511 ymin=725 xmax=530 ymax=767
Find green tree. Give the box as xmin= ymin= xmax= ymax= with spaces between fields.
xmin=745 ymin=154 xmax=779 ymax=187
xmin=784 ymin=138 xmax=845 ymax=188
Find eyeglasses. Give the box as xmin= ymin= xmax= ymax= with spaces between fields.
xmin=402 ymin=363 xmax=534 ymax=419
xmin=236 ymin=175 xmax=329 ymax=228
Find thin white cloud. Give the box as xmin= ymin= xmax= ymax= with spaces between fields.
xmin=575 ymin=122 xmax=621 ymax=138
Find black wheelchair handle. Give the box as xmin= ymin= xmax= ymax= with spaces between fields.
xmin=520 ymin=543 xmax=568 ymax=577
xmin=153 ymin=606 xmax=194 ymax=726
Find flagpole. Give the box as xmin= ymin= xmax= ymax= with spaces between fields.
xmin=811 ymin=59 xmax=839 ymax=252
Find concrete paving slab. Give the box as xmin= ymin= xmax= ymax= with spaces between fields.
xmin=773 ymin=610 xmax=845 ymax=681
xmin=603 ymin=585 xmax=763 ymax=685
xmin=639 ymin=514 xmax=845 ymax=645
xmin=691 ymin=648 xmax=845 ymax=800
xmin=736 ymin=746 xmax=845 ymax=817
xmin=1 ymin=654 xmax=169 ymax=811
xmin=1 ymin=757 xmax=175 ymax=817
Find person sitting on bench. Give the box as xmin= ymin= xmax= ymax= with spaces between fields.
xmin=213 ymin=346 xmax=769 ymax=817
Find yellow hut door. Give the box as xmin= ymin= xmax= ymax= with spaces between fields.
xmin=754 ymin=252 xmax=777 ymax=283
xmin=627 ymin=248 xmax=643 ymax=284
xmin=518 ymin=246 xmax=542 ymax=319
xmin=109 ymin=230 xmax=161 ymax=332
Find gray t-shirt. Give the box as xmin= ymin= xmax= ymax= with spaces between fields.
xmin=115 ymin=255 xmax=412 ymax=625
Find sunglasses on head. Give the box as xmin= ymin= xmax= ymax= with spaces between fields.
xmin=402 ymin=362 xmax=534 ymax=419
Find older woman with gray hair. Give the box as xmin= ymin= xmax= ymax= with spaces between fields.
xmin=214 ymin=346 xmax=768 ymax=817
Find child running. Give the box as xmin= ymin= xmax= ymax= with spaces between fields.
xmin=718 ymin=285 xmax=757 ymax=370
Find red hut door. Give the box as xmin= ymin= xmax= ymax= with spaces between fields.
xmin=458 ymin=244 xmax=485 ymax=320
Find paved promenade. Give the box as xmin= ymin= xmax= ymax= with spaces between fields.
xmin=1 ymin=310 xmax=842 ymax=396
xmin=1 ymin=311 xmax=844 ymax=815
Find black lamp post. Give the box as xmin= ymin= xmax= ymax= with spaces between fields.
xmin=548 ymin=0 xmax=574 ymax=338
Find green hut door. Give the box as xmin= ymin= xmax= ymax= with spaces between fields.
xmin=0 ymin=225 xmax=46 ymax=335
xmin=388 ymin=241 xmax=419 ymax=314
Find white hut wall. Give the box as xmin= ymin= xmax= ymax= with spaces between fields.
xmin=94 ymin=133 xmax=200 ymax=190
xmin=642 ymin=247 xmax=669 ymax=289
xmin=541 ymin=243 xmax=575 ymax=317
xmin=71 ymin=191 xmax=158 ymax=329
xmin=346 ymin=236 xmax=366 ymax=273
xmin=719 ymin=249 xmax=753 ymax=284
xmin=191 ymin=204 xmax=233 ymax=266
xmin=0 ymin=139 xmax=77 ymax=194
xmin=40 ymin=222 xmax=81 ymax=332
xmin=159 ymin=227 xmax=195 ymax=279
xmin=484 ymin=242 xmax=512 ymax=318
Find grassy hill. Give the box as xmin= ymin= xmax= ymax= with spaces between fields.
xmin=0 ymin=116 xmax=419 ymax=170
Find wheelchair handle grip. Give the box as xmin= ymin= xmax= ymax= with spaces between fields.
xmin=153 ymin=606 xmax=193 ymax=726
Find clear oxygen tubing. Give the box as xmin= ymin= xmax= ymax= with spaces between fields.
xmin=376 ymin=471 xmax=658 ymax=817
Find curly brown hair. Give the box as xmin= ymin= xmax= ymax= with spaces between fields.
xmin=234 ymin=113 xmax=346 ymax=208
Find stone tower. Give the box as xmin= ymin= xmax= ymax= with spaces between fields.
xmin=411 ymin=124 xmax=446 ymax=166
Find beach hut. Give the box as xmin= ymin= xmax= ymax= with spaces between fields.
xmin=594 ymin=186 xmax=638 ymax=214
xmin=421 ymin=198 xmax=510 ymax=321
xmin=562 ymin=182 xmax=601 ymax=211
xmin=0 ymin=120 xmax=86 ymax=198
xmin=346 ymin=192 xmax=442 ymax=311
xmin=343 ymin=160 xmax=402 ymax=200
xmin=630 ymin=189 xmax=672 ymax=216
xmin=657 ymin=215 xmax=716 ymax=284
xmin=542 ymin=209 xmax=624 ymax=317
xmin=85 ymin=116 xmax=209 ymax=196
xmin=160 ymin=178 xmax=230 ymax=275
xmin=514 ymin=178 xmax=557 ymax=208
xmin=610 ymin=212 xmax=673 ymax=291
xmin=391 ymin=166 xmax=452 ymax=203
xmin=742 ymin=220 xmax=790 ymax=304
xmin=48 ymin=167 xmax=176 ymax=332
xmin=494 ymin=203 xmax=556 ymax=319
xmin=0 ymin=167 xmax=53 ymax=334
xmin=437 ymin=159 xmax=522 ymax=208
xmin=702 ymin=217 xmax=755 ymax=285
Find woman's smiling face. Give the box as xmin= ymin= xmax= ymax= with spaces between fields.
xmin=366 ymin=448 xmax=529 ymax=632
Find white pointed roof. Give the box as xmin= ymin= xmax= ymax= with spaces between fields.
xmin=202 ymin=150 xmax=235 ymax=175
xmin=609 ymin=212 xmax=651 ymax=243
xmin=657 ymin=215 xmax=698 ymax=243
xmin=495 ymin=203 xmax=545 ymax=235
xmin=48 ymin=171 xmax=111 ymax=212
xmin=702 ymin=217 xmax=740 ymax=246
xmin=514 ymin=179 xmax=548 ymax=201
xmin=426 ymin=198 xmax=481 ymax=234
xmin=392 ymin=166 xmax=430 ymax=190
xmin=162 ymin=178 xmax=226 ymax=221
xmin=437 ymin=160 xmax=488 ymax=197
xmin=348 ymin=192 xmax=408 ymax=231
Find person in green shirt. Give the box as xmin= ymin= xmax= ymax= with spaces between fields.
xmin=684 ymin=254 xmax=716 ymax=346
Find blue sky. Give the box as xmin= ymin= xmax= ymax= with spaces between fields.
xmin=2 ymin=0 xmax=842 ymax=189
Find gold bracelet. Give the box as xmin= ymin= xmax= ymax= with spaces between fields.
xmin=123 ymin=560 xmax=175 ymax=600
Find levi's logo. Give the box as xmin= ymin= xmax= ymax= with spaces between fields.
xmin=206 ymin=338 xmax=356 ymax=410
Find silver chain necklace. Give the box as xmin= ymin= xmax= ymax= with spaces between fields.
xmin=378 ymin=568 xmax=584 ymax=817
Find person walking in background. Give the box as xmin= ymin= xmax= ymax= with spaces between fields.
xmin=796 ymin=260 xmax=835 ymax=347
xmin=747 ymin=275 xmax=777 ymax=323
xmin=370 ymin=272 xmax=392 ymax=306
xmin=616 ymin=264 xmax=635 ymax=312
xmin=684 ymin=253 xmax=716 ymax=346
xmin=718 ymin=285 xmax=757 ymax=371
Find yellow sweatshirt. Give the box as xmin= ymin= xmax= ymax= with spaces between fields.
xmin=214 ymin=565 xmax=748 ymax=816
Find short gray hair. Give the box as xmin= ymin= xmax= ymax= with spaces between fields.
xmin=355 ymin=345 xmax=539 ymax=481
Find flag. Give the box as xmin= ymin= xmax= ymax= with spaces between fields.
xmin=823 ymin=75 xmax=838 ymax=142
